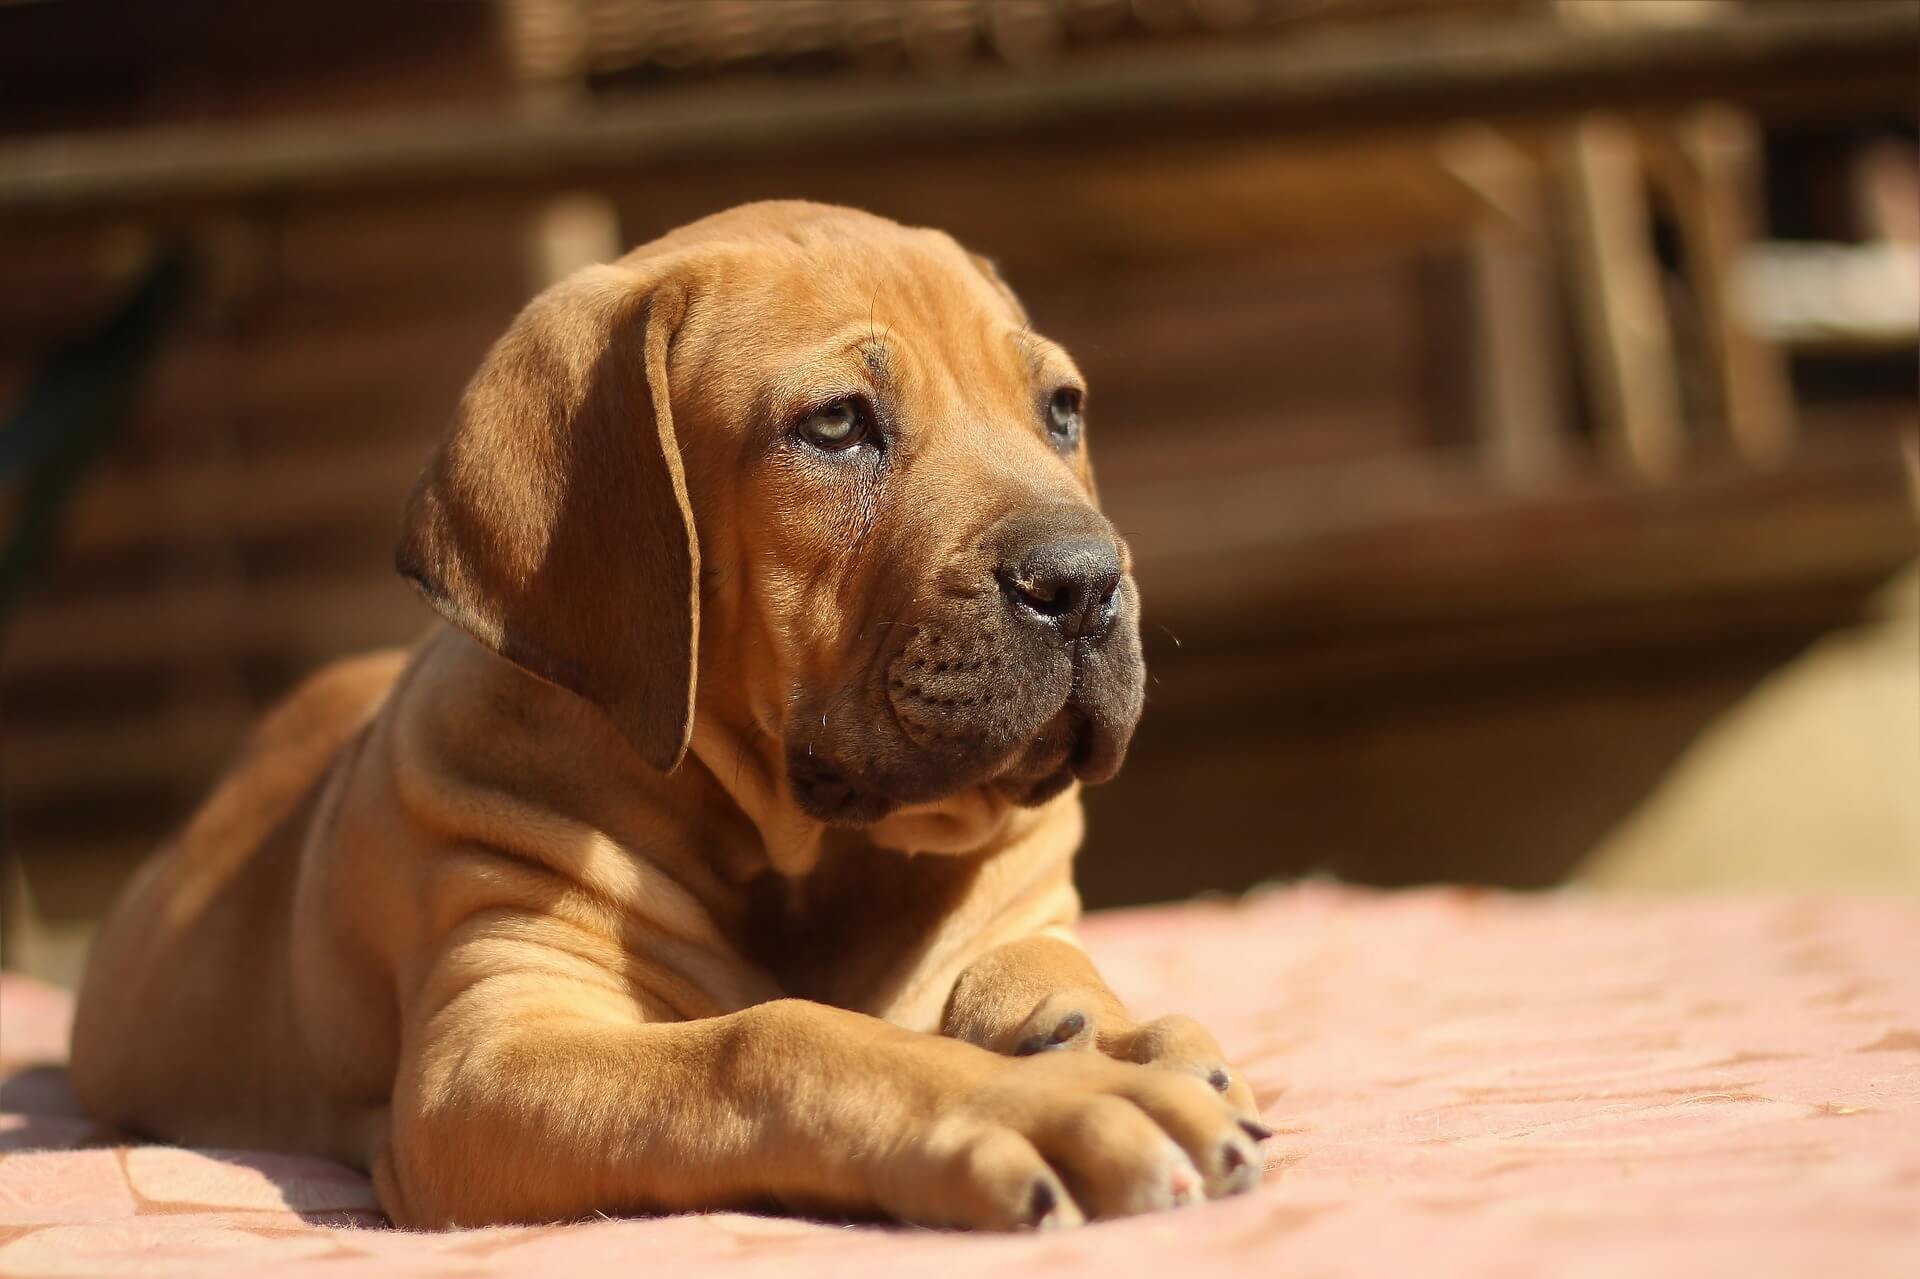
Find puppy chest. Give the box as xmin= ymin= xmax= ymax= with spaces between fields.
xmin=740 ymin=841 xmax=983 ymax=1013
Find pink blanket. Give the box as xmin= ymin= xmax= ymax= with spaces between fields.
xmin=3 ymin=886 xmax=1916 ymax=1277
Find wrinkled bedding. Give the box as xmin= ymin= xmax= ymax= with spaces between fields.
xmin=3 ymin=885 xmax=1916 ymax=1277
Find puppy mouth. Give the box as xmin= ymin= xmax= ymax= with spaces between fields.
xmin=786 ymin=752 xmax=900 ymax=825
xmin=787 ymin=602 xmax=1144 ymax=826
xmin=990 ymin=706 xmax=1095 ymax=807
xmin=788 ymin=701 xmax=1106 ymax=825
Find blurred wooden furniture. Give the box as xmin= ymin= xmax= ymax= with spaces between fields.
xmin=2 ymin=0 xmax=1916 ymax=978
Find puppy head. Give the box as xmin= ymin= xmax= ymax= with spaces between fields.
xmin=399 ymin=201 xmax=1144 ymax=835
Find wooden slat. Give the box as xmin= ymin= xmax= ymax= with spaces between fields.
xmin=1 ymin=3 xmax=1913 ymax=221
xmin=52 ymin=437 xmax=423 ymax=556
xmin=1112 ymin=440 xmax=1919 ymax=633
xmin=3 ymin=577 xmax=423 ymax=673
xmin=1438 ymin=123 xmax=1570 ymax=488
xmin=2 ymin=713 xmax=256 ymax=799
xmin=1564 ymin=114 xmax=1686 ymax=479
xmin=1660 ymin=105 xmax=1798 ymax=466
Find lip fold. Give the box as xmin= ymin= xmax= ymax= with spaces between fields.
xmin=792 ymin=601 xmax=1144 ymax=822
xmin=786 ymin=751 xmax=896 ymax=824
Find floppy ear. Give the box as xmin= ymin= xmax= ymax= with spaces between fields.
xmin=396 ymin=264 xmax=699 ymax=772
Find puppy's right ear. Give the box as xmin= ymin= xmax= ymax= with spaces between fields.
xmin=396 ymin=264 xmax=701 ymax=772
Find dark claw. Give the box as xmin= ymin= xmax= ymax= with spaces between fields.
xmin=1239 ymin=1118 xmax=1274 ymax=1143
xmin=1208 ymin=1068 xmax=1231 ymax=1093
xmin=1028 ymin=1178 xmax=1058 ymax=1227
xmin=1015 ymin=1011 xmax=1087 ymax=1056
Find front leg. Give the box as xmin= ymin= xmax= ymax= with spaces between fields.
xmin=943 ymin=934 xmax=1267 ymax=1125
xmin=377 ymin=940 xmax=1264 ymax=1230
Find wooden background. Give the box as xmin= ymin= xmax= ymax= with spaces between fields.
xmin=2 ymin=0 xmax=1915 ymax=981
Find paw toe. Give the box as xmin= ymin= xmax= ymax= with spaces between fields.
xmin=1014 ymin=1008 xmax=1091 ymax=1056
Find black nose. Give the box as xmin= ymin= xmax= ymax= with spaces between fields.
xmin=998 ymin=534 xmax=1124 ymax=643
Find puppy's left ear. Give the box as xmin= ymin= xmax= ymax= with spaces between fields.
xmin=396 ymin=264 xmax=700 ymax=771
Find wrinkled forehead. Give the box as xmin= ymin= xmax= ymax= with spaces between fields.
xmin=669 ymin=231 xmax=1072 ymax=416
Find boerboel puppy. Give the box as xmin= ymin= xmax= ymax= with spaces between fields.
xmin=71 ymin=201 xmax=1269 ymax=1231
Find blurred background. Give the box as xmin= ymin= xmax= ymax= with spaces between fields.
xmin=2 ymin=0 xmax=1916 ymax=987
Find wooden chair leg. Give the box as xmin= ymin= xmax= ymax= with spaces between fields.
xmin=1439 ymin=123 xmax=1570 ymax=490
xmin=1655 ymin=105 xmax=1797 ymax=467
xmin=1564 ymin=113 xmax=1686 ymax=479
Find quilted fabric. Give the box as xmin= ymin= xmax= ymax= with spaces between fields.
xmin=2 ymin=886 xmax=1917 ymax=1277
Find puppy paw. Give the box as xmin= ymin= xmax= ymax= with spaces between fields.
xmin=878 ymin=1050 xmax=1266 ymax=1231
xmin=1122 ymin=1013 xmax=1262 ymax=1117
xmin=1000 ymin=1001 xmax=1263 ymax=1119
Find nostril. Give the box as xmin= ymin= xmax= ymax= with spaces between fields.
xmin=999 ymin=569 xmax=1077 ymax=619
xmin=1082 ymin=576 xmax=1121 ymax=640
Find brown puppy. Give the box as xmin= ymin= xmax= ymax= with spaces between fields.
xmin=71 ymin=202 xmax=1265 ymax=1231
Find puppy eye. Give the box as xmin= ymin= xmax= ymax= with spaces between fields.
xmin=796 ymin=396 xmax=872 ymax=452
xmin=1046 ymin=386 xmax=1084 ymax=447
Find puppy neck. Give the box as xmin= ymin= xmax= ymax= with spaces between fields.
xmin=685 ymin=713 xmax=825 ymax=878
xmin=686 ymin=705 xmax=1043 ymax=880
xmin=406 ymin=627 xmax=1036 ymax=885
